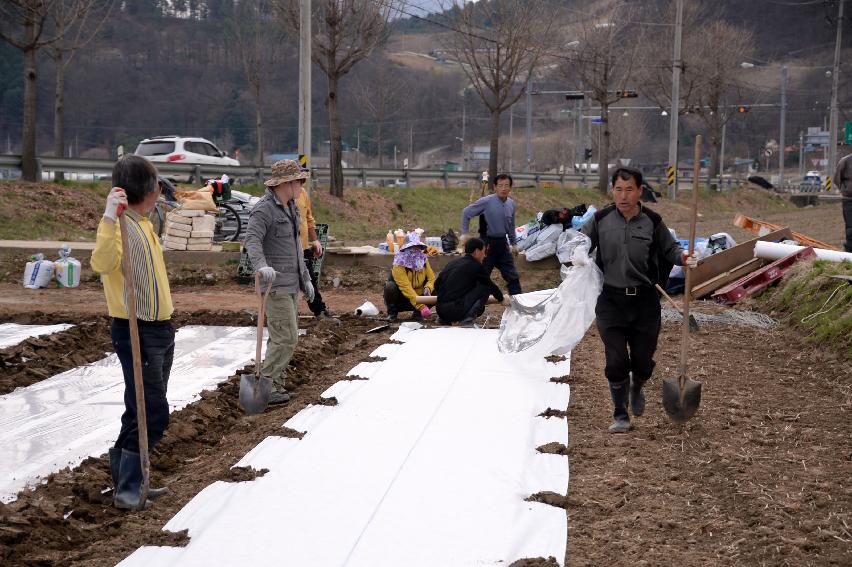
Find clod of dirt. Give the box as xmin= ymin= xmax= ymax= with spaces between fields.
xmin=538 ymin=408 xmax=568 ymax=419
xmin=342 ymin=374 xmax=369 ymax=381
xmin=526 ymin=491 xmax=569 ymax=510
xmin=145 ymin=528 xmax=190 ymax=547
xmin=222 ymin=467 xmax=269 ymax=483
xmin=316 ymin=396 xmax=338 ymax=406
xmin=509 ymin=556 xmax=560 ymax=566
xmin=536 ymin=442 xmax=568 ymax=456
xmin=549 ymin=375 xmax=570 ymax=384
xmin=363 ymin=356 xmax=387 ymax=362
xmin=544 ymin=355 xmax=567 ymax=363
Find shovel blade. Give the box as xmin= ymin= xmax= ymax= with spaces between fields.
xmin=661 ymin=377 xmax=702 ymax=424
xmin=239 ymin=373 xmax=272 ymax=415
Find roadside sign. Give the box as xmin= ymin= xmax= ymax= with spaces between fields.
xmin=845 ymin=122 xmax=852 ymax=145
xmin=590 ymin=117 xmax=604 ymax=124
xmin=763 ymin=148 xmax=773 ymax=157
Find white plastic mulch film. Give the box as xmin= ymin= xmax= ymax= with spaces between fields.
xmin=0 ymin=323 xmax=74 ymax=349
xmin=499 ymin=230 xmax=602 ymax=357
xmin=120 ymin=325 xmax=571 ymax=567
xmin=0 ymin=326 xmax=264 ymax=503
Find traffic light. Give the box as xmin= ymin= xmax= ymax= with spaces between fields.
xmin=619 ymin=89 xmax=638 ymax=98
xmin=737 ymin=105 xmax=749 ymax=113
xmin=584 ymin=148 xmax=593 ymax=160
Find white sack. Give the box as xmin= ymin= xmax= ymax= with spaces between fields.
xmin=523 ymin=224 xmax=564 ymax=262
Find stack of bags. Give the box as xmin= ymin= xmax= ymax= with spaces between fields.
xmin=162 ymin=209 xmax=216 ymax=251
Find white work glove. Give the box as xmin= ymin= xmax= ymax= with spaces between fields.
xmin=310 ymin=240 xmax=323 ymax=258
xmin=682 ymin=252 xmax=699 ymax=269
xmin=103 ymin=187 xmax=128 ymax=222
xmin=501 ymin=297 xmax=510 ymax=306
xmin=423 ymin=287 xmax=432 ymax=296
xmin=257 ymin=267 xmax=276 ymax=286
xmin=303 ymin=279 xmax=315 ymax=303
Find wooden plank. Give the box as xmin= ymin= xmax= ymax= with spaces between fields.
xmin=691 ymin=258 xmax=765 ymax=298
xmin=690 ymin=227 xmax=792 ymax=292
xmin=732 ymin=213 xmax=840 ymax=251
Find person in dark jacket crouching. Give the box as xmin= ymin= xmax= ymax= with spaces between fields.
xmin=434 ymin=237 xmax=507 ymax=326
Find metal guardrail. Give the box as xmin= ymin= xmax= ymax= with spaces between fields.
xmin=0 ymin=154 xmax=746 ymax=191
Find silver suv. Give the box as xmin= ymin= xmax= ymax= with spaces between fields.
xmin=135 ymin=136 xmax=239 ymax=182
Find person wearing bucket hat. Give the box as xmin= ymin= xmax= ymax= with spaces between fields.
xmin=383 ymin=232 xmax=437 ymax=321
xmin=244 ymin=160 xmax=315 ymax=405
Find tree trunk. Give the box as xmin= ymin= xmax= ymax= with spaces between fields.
xmin=376 ymin=122 xmax=383 ymax=168
xmin=708 ymin=119 xmax=721 ymax=182
xmin=54 ymin=52 xmax=66 ymax=181
xmin=21 ymin=22 xmax=38 ymax=182
xmin=327 ymin=73 xmax=344 ymax=198
xmin=255 ymin=83 xmax=264 ymax=166
xmin=597 ymin=102 xmax=610 ymax=194
xmin=488 ymin=107 xmax=500 ymax=191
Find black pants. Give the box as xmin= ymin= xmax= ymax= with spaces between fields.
xmin=595 ymin=286 xmax=661 ymax=384
xmin=844 ymin=198 xmax=852 ymax=253
xmin=483 ymin=236 xmax=521 ymax=295
xmin=303 ymin=249 xmax=328 ymax=315
xmin=384 ymin=279 xmax=417 ymax=315
xmin=436 ymin=283 xmax=491 ymax=323
xmin=111 ymin=318 xmax=175 ymax=453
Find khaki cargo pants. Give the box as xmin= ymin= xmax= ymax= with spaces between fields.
xmin=261 ymin=291 xmax=299 ymax=392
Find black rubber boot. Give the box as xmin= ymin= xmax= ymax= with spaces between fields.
xmin=630 ymin=373 xmax=647 ymax=417
xmin=113 ymin=449 xmax=152 ymax=510
xmin=268 ymin=389 xmax=291 ymax=405
xmin=110 ymin=447 xmax=167 ymax=500
xmin=459 ymin=298 xmax=485 ymax=327
xmin=608 ymin=379 xmax=632 ymax=433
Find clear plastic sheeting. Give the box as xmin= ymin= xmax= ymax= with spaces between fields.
xmin=119 ymin=327 xmax=570 ymax=567
xmin=499 ymin=231 xmax=602 ymax=357
xmin=0 ymin=323 xmax=74 ymax=349
xmin=0 ymin=326 xmax=264 ymax=503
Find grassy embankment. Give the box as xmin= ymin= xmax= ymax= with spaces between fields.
xmin=757 ymin=258 xmax=852 ymax=359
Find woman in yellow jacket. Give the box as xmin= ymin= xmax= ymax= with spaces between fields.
xmin=384 ymin=232 xmax=436 ymax=321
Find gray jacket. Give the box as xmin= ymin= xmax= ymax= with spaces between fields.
xmin=244 ymin=189 xmax=311 ymax=294
xmin=834 ymin=154 xmax=852 ymax=199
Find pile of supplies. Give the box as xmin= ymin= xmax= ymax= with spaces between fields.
xmin=162 ymin=209 xmax=216 ymax=251
xmin=516 ymin=204 xmax=596 ymax=261
xmin=23 ymin=245 xmax=81 ymax=289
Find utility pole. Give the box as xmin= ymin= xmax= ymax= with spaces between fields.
xmin=577 ymin=97 xmax=584 ymax=167
xmin=667 ymin=0 xmax=684 ymax=199
xmin=799 ymin=131 xmax=804 ymax=178
xmin=461 ymin=96 xmax=466 ymax=170
xmin=298 ymin=0 xmax=312 ymax=182
xmin=408 ymin=122 xmax=414 ymax=167
xmin=828 ymin=0 xmax=844 ymax=184
xmin=720 ymin=121 xmax=726 ymax=183
xmin=356 ymin=127 xmax=360 ymax=168
xmin=525 ymin=78 xmax=532 ymax=172
xmin=779 ymin=65 xmax=787 ymax=187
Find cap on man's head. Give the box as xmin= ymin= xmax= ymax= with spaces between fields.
xmin=265 ymin=159 xmax=310 ymax=187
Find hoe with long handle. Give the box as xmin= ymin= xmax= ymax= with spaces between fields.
xmin=118 ymin=212 xmax=150 ymax=511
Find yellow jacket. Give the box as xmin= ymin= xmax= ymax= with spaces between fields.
xmin=391 ymin=262 xmax=436 ymax=310
xmin=90 ymin=212 xmax=173 ymax=321
xmin=295 ymin=188 xmax=315 ymax=251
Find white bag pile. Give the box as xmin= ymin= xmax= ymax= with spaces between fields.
xmin=162 ymin=209 xmax=216 ymax=251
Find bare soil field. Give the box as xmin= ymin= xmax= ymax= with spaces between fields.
xmin=0 ymin=192 xmax=849 ymax=566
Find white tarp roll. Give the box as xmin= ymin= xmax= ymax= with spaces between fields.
xmin=0 ymin=326 xmax=266 ymax=503
xmin=754 ymin=241 xmax=852 ymax=263
xmin=0 ymin=323 xmax=74 ymax=349
xmin=119 ymin=327 xmax=571 ymax=567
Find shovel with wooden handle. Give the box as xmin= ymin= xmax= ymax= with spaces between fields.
xmin=662 ymin=135 xmax=703 ymax=424
xmin=239 ymin=272 xmax=273 ymax=415
xmin=118 ymin=212 xmax=150 ymax=511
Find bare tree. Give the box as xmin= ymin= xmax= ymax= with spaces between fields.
xmin=45 ymin=0 xmax=112 ymax=179
xmin=230 ymin=0 xmax=287 ymax=166
xmin=608 ymin=111 xmax=650 ymax=163
xmin=0 ymin=0 xmax=103 ymax=181
xmin=351 ymin=59 xmax=408 ymax=167
xmin=640 ymin=2 xmax=754 ymax=179
xmin=277 ymin=0 xmax=399 ymax=197
xmin=559 ymin=4 xmax=645 ymax=194
xmin=442 ymin=0 xmax=553 ymax=188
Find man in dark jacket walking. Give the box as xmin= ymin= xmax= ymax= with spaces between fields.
xmin=834 ymin=153 xmax=852 ymax=252
xmin=581 ymin=167 xmax=695 ymax=434
xmin=435 ymin=237 xmax=506 ymax=326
